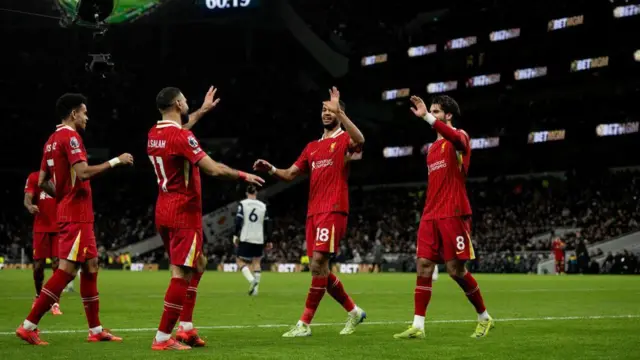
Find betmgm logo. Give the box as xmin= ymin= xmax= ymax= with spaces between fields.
xmin=223 ymin=263 xmax=238 ymax=272
xmin=339 ymin=264 xmax=359 ymax=274
xmin=277 ymin=264 xmax=296 ymax=273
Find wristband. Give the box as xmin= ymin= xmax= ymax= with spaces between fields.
xmin=268 ymin=165 xmax=276 ymax=175
xmin=422 ymin=112 xmax=436 ymax=126
xmin=238 ymin=171 xmax=247 ymax=180
xmin=108 ymin=157 xmax=121 ymax=168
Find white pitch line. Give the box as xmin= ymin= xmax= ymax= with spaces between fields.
xmin=0 ymin=314 xmax=638 ymax=336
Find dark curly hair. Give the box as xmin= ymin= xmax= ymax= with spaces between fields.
xmin=429 ymin=95 xmax=461 ymax=122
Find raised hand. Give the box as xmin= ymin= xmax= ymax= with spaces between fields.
xmin=322 ymin=86 xmax=341 ymax=114
xmin=410 ymin=96 xmax=428 ymax=118
xmin=253 ymin=159 xmax=274 ymax=173
xmin=117 ymin=153 xmax=134 ymax=166
xmin=201 ymin=86 xmax=221 ymax=113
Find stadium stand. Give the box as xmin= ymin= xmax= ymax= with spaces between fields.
xmin=1 ymin=0 xmax=638 ymax=276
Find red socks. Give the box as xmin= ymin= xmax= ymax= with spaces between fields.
xmin=556 ymin=263 xmax=564 ymax=274
xmin=81 ymin=271 xmax=101 ymax=328
xmin=300 ymin=276 xmax=328 ymax=324
xmin=414 ymin=276 xmax=433 ymax=316
xmin=158 ymin=278 xmax=189 ymax=334
xmin=327 ymin=273 xmax=355 ymax=312
xmin=300 ymin=274 xmax=356 ymax=324
xmin=33 ymin=267 xmax=45 ymax=297
xmin=451 ymin=272 xmax=486 ymax=314
xmin=27 ymin=270 xmax=74 ymax=325
xmin=180 ymin=271 xmax=203 ymax=323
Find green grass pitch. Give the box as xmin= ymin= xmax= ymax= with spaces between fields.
xmin=1 ymin=271 xmax=639 ymax=359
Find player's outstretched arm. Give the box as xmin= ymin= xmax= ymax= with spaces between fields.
xmin=253 ymin=159 xmax=302 ymax=182
xmin=410 ymin=95 xmax=470 ymax=153
xmin=72 ymin=153 xmax=134 ymax=180
xmin=197 ymin=155 xmax=265 ymax=186
xmin=37 ymin=170 xmax=56 ymax=198
xmin=338 ymin=110 xmax=365 ymax=147
xmin=324 ymin=87 xmax=365 ymax=146
xmin=431 ymin=121 xmax=470 ymax=153
xmin=183 ymin=86 xmax=221 ymax=130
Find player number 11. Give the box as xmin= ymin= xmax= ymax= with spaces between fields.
xmin=149 ymin=156 xmax=169 ymax=192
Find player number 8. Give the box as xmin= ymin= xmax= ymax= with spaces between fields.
xmin=316 ymin=228 xmax=329 ymax=242
xmin=456 ymin=236 xmax=466 ymax=251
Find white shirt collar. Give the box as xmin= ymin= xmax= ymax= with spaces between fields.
xmin=56 ymin=124 xmax=75 ymax=132
xmin=156 ymin=120 xmax=182 ymax=129
xmin=320 ymin=128 xmax=344 ymax=140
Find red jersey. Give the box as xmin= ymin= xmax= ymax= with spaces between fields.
xmin=294 ymin=129 xmax=360 ymax=217
xmin=40 ymin=124 xmax=94 ymax=223
xmin=147 ymin=120 xmax=207 ymax=229
xmin=552 ymin=238 xmax=565 ymax=256
xmin=24 ymin=172 xmax=58 ymax=233
xmin=422 ymin=124 xmax=472 ymax=220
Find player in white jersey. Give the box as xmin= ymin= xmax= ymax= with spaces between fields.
xmin=233 ymin=185 xmax=271 ymax=296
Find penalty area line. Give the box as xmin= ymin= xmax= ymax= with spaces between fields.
xmin=0 ymin=314 xmax=638 ymax=336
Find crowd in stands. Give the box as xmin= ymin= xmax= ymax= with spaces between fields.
xmin=0 ymin=171 xmax=155 ymax=263
xmin=1 ymin=16 xmax=639 ymax=275
xmin=0 ymin=25 xmax=320 ymax=262
xmin=227 ymin=169 xmax=640 ymax=274
xmin=3 ymin=164 xmax=639 ymax=275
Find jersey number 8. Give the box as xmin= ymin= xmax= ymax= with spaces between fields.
xmin=456 ymin=236 xmax=466 ymax=251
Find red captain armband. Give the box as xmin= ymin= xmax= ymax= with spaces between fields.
xmin=238 ymin=171 xmax=247 ymax=180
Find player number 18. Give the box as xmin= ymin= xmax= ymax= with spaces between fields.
xmin=316 ymin=228 xmax=330 ymax=242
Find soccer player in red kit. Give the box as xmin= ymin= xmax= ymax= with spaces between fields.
xmin=149 ymin=87 xmax=264 ymax=350
xmin=16 ymin=93 xmax=133 ymax=345
xmin=552 ymin=237 xmax=566 ymax=275
xmin=24 ymin=171 xmax=63 ymax=316
xmin=394 ymin=95 xmax=494 ymax=340
xmin=254 ymin=87 xmax=366 ymax=337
